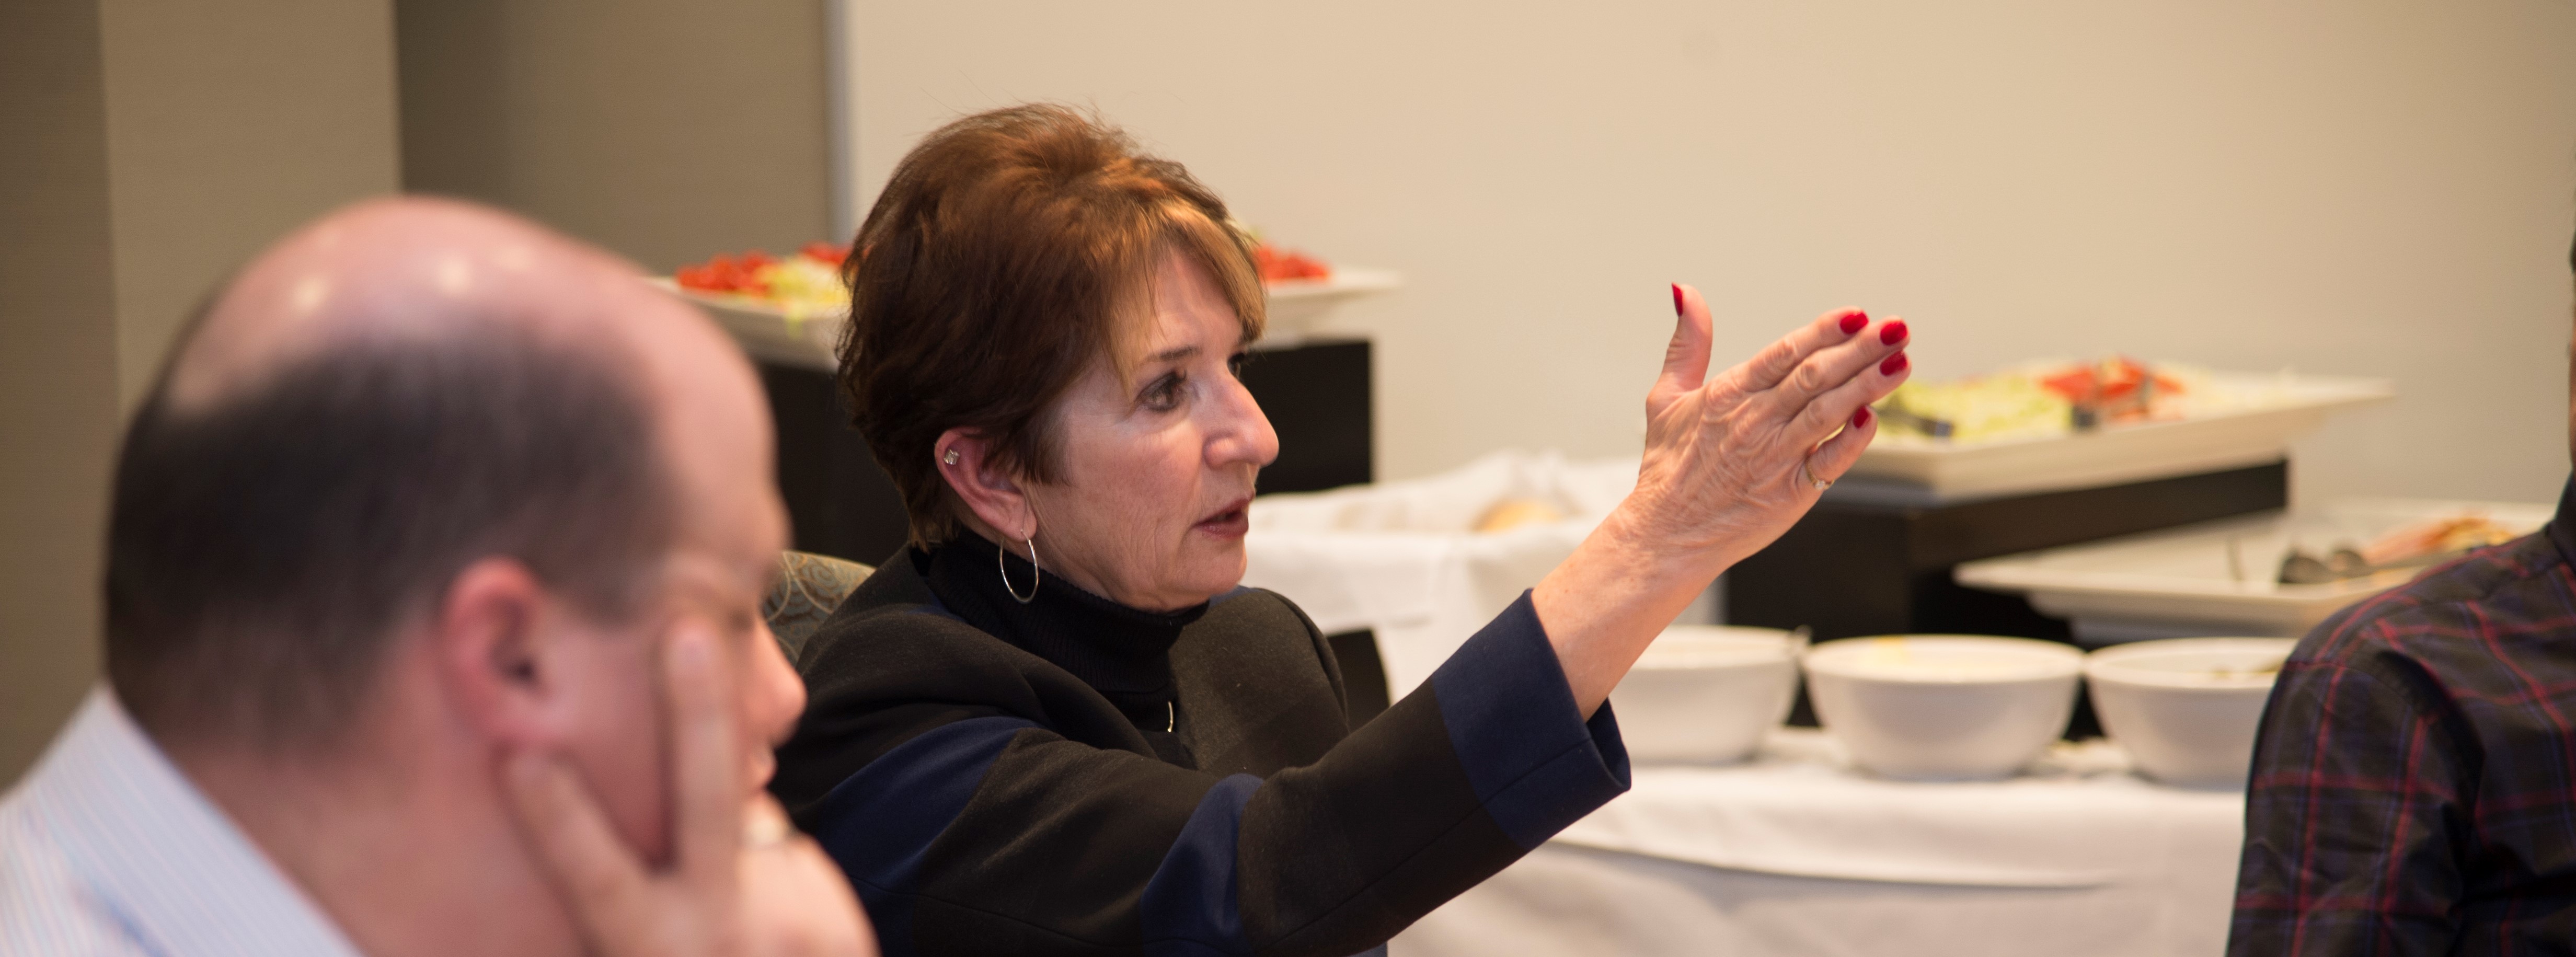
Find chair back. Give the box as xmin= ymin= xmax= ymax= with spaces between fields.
xmin=763 ymin=551 xmax=872 ymax=662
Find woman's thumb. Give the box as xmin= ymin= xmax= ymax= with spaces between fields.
xmin=1657 ymin=283 xmax=1714 ymax=398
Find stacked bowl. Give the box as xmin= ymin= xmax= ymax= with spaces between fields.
xmin=1615 ymin=626 xmax=2295 ymax=786
xmin=1613 ymin=625 xmax=1803 ymax=764
xmin=2083 ymin=637 xmax=2294 ymax=787
xmin=1802 ymin=636 xmax=2084 ymax=780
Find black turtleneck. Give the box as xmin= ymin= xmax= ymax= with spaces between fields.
xmin=772 ymin=533 xmax=1629 ymax=957
xmin=921 ymin=535 xmax=1203 ymax=765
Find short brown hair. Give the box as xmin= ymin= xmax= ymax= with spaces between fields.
xmin=107 ymin=314 xmax=673 ymax=748
xmin=836 ymin=104 xmax=1264 ymax=547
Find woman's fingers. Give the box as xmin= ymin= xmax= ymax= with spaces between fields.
xmin=503 ymin=750 xmax=654 ymax=947
xmin=664 ymin=624 xmax=745 ymax=892
xmin=1752 ymin=317 xmax=1906 ymax=422
xmin=1772 ymin=327 xmax=1916 ymax=447
xmin=1804 ymin=400 xmax=1882 ymax=483
xmin=1652 ymin=284 xmax=1716 ymax=412
xmin=1780 ymin=342 xmax=1913 ymax=451
xmin=1719 ymin=307 xmax=1873 ymax=396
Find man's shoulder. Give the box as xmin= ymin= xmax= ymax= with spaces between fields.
xmin=0 ymin=806 xmax=150 ymax=957
xmin=1 ymin=707 xmax=182 ymax=957
xmin=0 ymin=694 xmax=364 ymax=957
xmin=2295 ymin=531 xmax=2570 ymax=672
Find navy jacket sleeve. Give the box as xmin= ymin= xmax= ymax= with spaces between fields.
xmin=786 ymin=591 xmax=1627 ymax=957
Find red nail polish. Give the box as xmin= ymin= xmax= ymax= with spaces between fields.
xmin=1852 ymin=406 xmax=1873 ymax=429
xmin=1879 ymin=320 xmax=1908 ymax=345
xmin=1880 ymin=352 xmax=1908 ymax=376
xmin=1838 ymin=311 xmax=1867 ymax=336
xmin=1672 ymin=283 xmax=1684 ymax=317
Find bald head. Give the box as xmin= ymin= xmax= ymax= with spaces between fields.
xmin=104 ymin=197 xmax=770 ymax=748
xmin=169 ymin=197 xmax=687 ymax=411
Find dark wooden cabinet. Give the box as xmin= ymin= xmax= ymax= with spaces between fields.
xmin=1236 ymin=337 xmax=1373 ymax=497
xmin=1727 ymin=462 xmax=2290 ymax=641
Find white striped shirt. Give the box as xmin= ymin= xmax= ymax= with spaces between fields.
xmin=0 ymin=688 xmax=363 ymax=956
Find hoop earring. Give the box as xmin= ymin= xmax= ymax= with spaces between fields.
xmin=999 ymin=534 xmax=1040 ymax=604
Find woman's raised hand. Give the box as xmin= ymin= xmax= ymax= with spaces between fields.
xmin=1624 ymin=284 xmax=1910 ymax=566
xmin=1531 ymin=284 xmax=1911 ymax=714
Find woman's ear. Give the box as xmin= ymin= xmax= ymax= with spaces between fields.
xmin=936 ymin=427 xmax=1034 ymax=540
xmin=433 ymin=557 xmax=565 ymax=750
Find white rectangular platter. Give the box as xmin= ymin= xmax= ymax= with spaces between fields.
xmin=649 ymin=269 xmax=1402 ymax=367
xmin=646 ymin=278 xmax=843 ymax=371
xmin=1955 ymin=498 xmax=2553 ymax=643
xmin=1848 ymin=372 xmax=2394 ymax=499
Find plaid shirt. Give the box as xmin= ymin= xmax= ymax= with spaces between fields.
xmin=2230 ymin=477 xmax=2576 ymax=955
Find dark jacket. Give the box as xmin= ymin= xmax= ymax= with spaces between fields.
xmin=771 ymin=536 xmax=1629 ymax=957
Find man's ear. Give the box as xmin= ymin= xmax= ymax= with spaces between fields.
xmin=936 ymin=427 xmax=1035 ymax=539
xmin=433 ymin=557 xmax=564 ymax=749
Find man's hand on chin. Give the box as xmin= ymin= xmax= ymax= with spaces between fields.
xmin=502 ymin=624 xmax=876 ymax=957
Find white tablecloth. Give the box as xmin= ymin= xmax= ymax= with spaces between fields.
xmin=1247 ymin=453 xmax=2246 ymax=954
xmin=1241 ymin=451 xmax=1639 ymax=696
xmin=1396 ymin=730 xmax=2246 ymax=957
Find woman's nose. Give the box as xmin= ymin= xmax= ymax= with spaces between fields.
xmin=1209 ymin=376 xmax=1280 ymax=470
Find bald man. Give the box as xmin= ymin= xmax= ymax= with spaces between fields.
xmin=0 ymin=198 xmax=873 ymax=956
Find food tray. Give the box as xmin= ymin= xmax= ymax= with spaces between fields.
xmin=1954 ymin=498 xmax=2552 ymax=644
xmin=648 ymin=269 xmax=1402 ymax=364
xmin=646 ymin=278 xmax=843 ymax=370
xmin=1262 ymin=268 xmax=1401 ymax=337
xmin=1849 ymin=372 xmax=2393 ymax=498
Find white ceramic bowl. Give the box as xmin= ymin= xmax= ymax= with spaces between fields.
xmin=1802 ymin=635 xmax=2083 ymax=780
xmin=2084 ymin=637 xmax=2294 ymax=787
xmin=1612 ymin=625 xmax=1802 ymax=764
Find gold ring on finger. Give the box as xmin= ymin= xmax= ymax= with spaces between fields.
xmin=1799 ymin=456 xmax=1833 ymax=491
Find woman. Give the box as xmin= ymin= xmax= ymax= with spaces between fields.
xmin=769 ymin=104 xmax=1911 ymax=956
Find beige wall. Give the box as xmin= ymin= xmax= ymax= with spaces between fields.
xmin=842 ymin=1 xmax=2576 ymax=507
xmin=3 ymin=0 xmax=829 ymax=785
xmin=0 ymin=0 xmax=402 ymax=785
xmin=0 ymin=0 xmax=124 ymax=789
xmin=98 ymin=0 xmax=405 ymax=407
xmin=397 ymin=0 xmax=834 ymax=272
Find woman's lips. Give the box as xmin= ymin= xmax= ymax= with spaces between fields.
xmin=1194 ymin=498 xmax=1252 ymax=538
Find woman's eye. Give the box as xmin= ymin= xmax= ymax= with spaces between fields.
xmin=1227 ymin=352 xmax=1249 ymax=378
xmin=1142 ymin=374 xmax=1186 ymax=411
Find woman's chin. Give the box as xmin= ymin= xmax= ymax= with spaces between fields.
xmin=1167 ymin=548 xmax=1248 ymax=606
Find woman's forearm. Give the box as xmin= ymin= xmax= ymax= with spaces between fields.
xmin=1531 ymin=505 xmax=1739 ymax=717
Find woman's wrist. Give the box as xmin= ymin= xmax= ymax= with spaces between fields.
xmin=1597 ymin=492 xmax=1745 ymax=587
xmin=1531 ymin=501 xmax=1739 ymax=716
